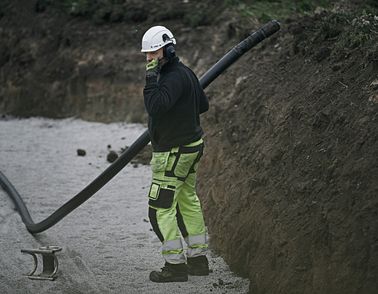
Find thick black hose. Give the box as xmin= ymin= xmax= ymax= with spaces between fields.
xmin=0 ymin=20 xmax=280 ymax=234
xmin=200 ymin=20 xmax=280 ymax=89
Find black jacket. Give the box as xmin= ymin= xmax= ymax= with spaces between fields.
xmin=143 ymin=57 xmax=209 ymax=151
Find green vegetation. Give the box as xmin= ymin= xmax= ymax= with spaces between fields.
xmin=225 ymin=0 xmax=331 ymax=22
xmin=325 ymin=12 xmax=378 ymax=50
xmin=225 ymin=0 xmax=378 ymax=22
xmin=293 ymin=10 xmax=377 ymax=60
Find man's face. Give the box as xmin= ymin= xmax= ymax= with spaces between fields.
xmin=146 ymin=48 xmax=164 ymax=62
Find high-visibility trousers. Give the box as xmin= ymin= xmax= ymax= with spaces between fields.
xmin=148 ymin=138 xmax=208 ymax=264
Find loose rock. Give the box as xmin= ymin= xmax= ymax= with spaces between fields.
xmin=107 ymin=150 xmax=118 ymax=163
xmin=77 ymin=149 xmax=86 ymax=156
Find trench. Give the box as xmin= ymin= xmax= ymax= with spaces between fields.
xmin=0 ymin=117 xmax=250 ymax=293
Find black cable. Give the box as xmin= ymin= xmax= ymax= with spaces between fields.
xmin=0 ymin=21 xmax=280 ymax=234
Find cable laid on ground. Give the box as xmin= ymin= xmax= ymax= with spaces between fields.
xmin=0 ymin=20 xmax=280 ymax=234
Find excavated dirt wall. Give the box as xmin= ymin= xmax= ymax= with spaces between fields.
xmin=198 ymin=12 xmax=378 ymax=294
xmin=0 ymin=0 xmax=223 ymax=122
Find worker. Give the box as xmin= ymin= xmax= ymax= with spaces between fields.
xmin=142 ymin=25 xmax=210 ymax=283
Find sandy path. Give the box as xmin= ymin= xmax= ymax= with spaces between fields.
xmin=0 ymin=117 xmax=249 ymax=294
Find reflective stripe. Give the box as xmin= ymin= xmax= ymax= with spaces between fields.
xmin=184 ymin=234 xmax=208 ymax=258
xmin=162 ymin=238 xmax=184 ymax=253
xmin=188 ymin=244 xmax=208 ymax=249
xmin=163 ymin=253 xmax=186 ymax=264
xmin=184 ymin=233 xmax=207 ymax=248
xmin=162 ymin=248 xmax=184 ymax=255
xmin=187 ymin=246 xmax=207 ymax=258
xmin=161 ymin=238 xmax=186 ymax=264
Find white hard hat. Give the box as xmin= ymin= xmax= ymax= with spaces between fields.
xmin=141 ymin=25 xmax=176 ymax=52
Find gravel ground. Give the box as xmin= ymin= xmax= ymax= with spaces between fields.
xmin=0 ymin=117 xmax=249 ymax=294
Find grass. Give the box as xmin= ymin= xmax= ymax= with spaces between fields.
xmin=225 ymin=0 xmax=329 ymax=22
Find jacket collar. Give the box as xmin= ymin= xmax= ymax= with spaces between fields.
xmin=161 ymin=56 xmax=180 ymax=73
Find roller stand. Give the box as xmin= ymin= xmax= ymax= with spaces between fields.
xmin=21 ymin=246 xmax=62 ymax=280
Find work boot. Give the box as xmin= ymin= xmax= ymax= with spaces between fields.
xmin=187 ymin=255 xmax=210 ymax=276
xmin=149 ymin=262 xmax=188 ymax=283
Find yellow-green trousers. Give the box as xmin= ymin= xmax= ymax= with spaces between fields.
xmin=148 ymin=138 xmax=207 ymax=264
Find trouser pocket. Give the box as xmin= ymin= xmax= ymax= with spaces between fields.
xmin=148 ymin=182 xmax=176 ymax=209
xmin=150 ymin=151 xmax=170 ymax=173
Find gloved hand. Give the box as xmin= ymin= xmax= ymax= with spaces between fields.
xmin=146 ymin=59 xmax=160 ymax=78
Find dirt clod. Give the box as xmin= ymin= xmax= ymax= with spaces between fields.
xmin=77 ymin=149 xmax=86 ymax=156
xmin=106 ymin=150 xmax=118 ymax=163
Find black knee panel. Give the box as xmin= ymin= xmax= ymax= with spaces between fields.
xmin=149 ymin=207 xmax=164 ymax=242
